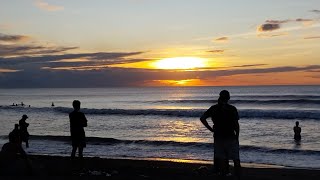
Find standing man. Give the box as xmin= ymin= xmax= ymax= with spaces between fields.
xmin=69 ymin=100 xmax=87 ymax=159
xmin=200 ymin=90 xmax=241 ymax=179
xmin=19 ymin=114 xmax=30 ymax=148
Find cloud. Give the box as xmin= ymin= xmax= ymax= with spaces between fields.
xmin=0 ymin=33 xmax=29 ymax=42
xmin=307 ymin=69 xmax=320 ymax=73
xmin=0 ymin=51 xmax=145 ymax=71
xmin=310 ymin=10 xmax=320 ymax=13
xmin=257 ymin=18 xmax=316 ymax=32
xmin=0 ymin=44 xmax=77 ymax=57
xmin=214 ymin=37 xmax=228 ymax=42
xmin=34 ymin=0 xmax=64 ymax=12
xmin=231 ymin=64 xmax=267 ymax=68
xmin=1 ymin=65 xmax=319 ymax=87
xmin=0 ymin=32 xmax=146 ymax=72
xmin=257 ymin=32 xmax=288 ymax=38
xmin=295 ymin=18 xmax=313 ymax=22
xmin=265 ymin=20 xmax=290 ymax=24
xmin=304 ymin=36 xmax=320 ymax=40
xmin=0 ymin=68 xmax=20 ymax=73
xmin=257 ymin=23 xmax=281 ymax=32
xmin=207 ymin=49 xmax=224 ymax=53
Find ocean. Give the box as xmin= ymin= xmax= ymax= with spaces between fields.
xmin=0 ymin=86 xmax=320 ymax=168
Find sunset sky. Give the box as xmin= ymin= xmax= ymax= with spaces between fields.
xmin=0 ymin=0 xmax=320 ymax=87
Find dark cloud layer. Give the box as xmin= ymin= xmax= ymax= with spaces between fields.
xmin=1 ymin=65 xmax=319 ymax=88
xmin=0 ymin=44 xmax=78 ymax=57
xmin=0 ymin=33 xmax=29 ymax=42
xmin=0 ymin=51 xmax=145 ymax=71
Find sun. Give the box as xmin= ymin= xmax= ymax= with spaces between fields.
xmin=153 ymin=57 xmax=205 ymax=69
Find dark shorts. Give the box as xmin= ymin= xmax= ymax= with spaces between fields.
xmin=20 ymin=132 xmax=29 ymax=142
xmin=214 ymin=138 xmax=240 ymax=160
xmin=71 ymin=136 xmax=86 ymax=148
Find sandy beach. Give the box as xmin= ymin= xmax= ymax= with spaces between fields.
xmin=1 ymin=155 xmax=319 ymax=179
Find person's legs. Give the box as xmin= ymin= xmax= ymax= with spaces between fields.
xmin=71 ymin=146 xmax=77 ymax=159
xmin=228 ymin=139 xmax=241 ymax=179
xmin=218 ymin=158 xmax=229 ymax=175
xmin=214 ymin=139 xmax=228 ymax=175
xmin=78 ymin=146 xmax=83 ymax=158
xmin=233 ymin=159 xmax=241 ymax=180
xmin=25 ymin=140 xmax=29 ymax=148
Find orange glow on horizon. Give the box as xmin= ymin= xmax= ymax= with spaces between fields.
xmin=147 ymin=79 xmax=205 ymax=86
xmin=153 ymin=57 xmax=206 ymax=69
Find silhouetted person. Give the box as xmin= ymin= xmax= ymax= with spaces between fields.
xmin=51 ymin=102 xmax=55 ymax=107
xmin=11 ymin=124 xmax=21 ymax=145
xmin=19 ymin=114 xmax=30 ymax=148
xmin=200 ymin=90 xmax=241 ymax=179
xmin=294 ymin=121 xmax=301 ymax=141
xmin=69 ymin=100 xmax=87 ymax=159
xmin=0 ymin=132 xmax=32 ymax=175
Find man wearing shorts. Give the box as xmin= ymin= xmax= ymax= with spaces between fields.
xmin=69 ymin=100 xmax=88 ymax=159
xmin=200 ymin=90 xmax=241 ymax=179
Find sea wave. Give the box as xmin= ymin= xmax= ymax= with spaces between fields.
xmin=2 ymin=135 xmax=319 ymax=156
xmin=1 ymin=106 xmax=320 ymax=120
xmin=146 ymin=99 xmax=320 ymax=105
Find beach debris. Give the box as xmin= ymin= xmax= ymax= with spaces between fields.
xmin=194 ymin=166 xmax=209 ymax=175
xmin=77 ymin=169 xmax=114 ymax=176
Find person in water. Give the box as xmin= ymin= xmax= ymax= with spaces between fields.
xmin=293 ymin=121 xmax=301 ymax=141
xmin=69 ymin=100 xmax=88 ymax=159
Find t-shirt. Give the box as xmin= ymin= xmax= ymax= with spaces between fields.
xmin=203 ymin=103 xmax=239 ymax=139
xmin=19 ymin=120 xmax=28 ymax=133
xmin=69 ymin=111 xmax=87 ymax=138
xmin=18 ymin=120 xmax=29 ymax=138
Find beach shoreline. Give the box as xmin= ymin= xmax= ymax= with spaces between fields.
xmin=1 ymin=154 xmax=320 ymax=179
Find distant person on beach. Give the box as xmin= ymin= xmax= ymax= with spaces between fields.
xmin=19 ymin=114 xmax=30 ymax=148
xmin=11 ymin=124 xmax=21 ymax=145
xmin=294 ymin=121 xmax=301 ymax=141
xmin=0 ymin=132 xmax=32 ymax=175
xmin=51 ymin=102 xmax=55 ymax=107
xmin=69 ymin=100 xmax=87 ymax=159
xmin=200 ymin=90 xmax=241 ymax=179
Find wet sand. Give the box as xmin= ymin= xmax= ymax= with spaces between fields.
xmin=1 ymin=155 xmax=320 ymax=179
